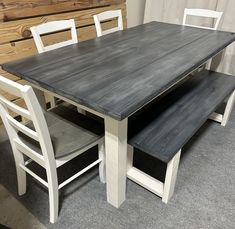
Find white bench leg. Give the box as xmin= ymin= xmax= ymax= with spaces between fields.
xmin=209 ymin=90 xmax=235 ymax=126
xmin=221 ymin=90 xmax=235 ymax=126
xmin=162 ymin=149 xmax=181 ymax=203
xmin=98 ymin=140 xmax=106 ymax=183
xmin=127 ymin=147 xmax=181 ymax=203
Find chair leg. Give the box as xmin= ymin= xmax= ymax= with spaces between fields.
xmin=47 ymin=170 xmax=59 ymax=223
xmin=221 ymin=90 xmax=235 ymax=126
xmin=162 ymin=150 xmax=181 ymax=203
xmin=98 ymin=141 xmax=106 ymax=183
xmin=14 ymin=150 xmax=27 ymax=195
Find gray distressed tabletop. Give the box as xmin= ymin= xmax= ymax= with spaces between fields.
xmin=2 ymin=22 xmax=235 ymax=120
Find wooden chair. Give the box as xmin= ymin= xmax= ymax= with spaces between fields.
xmin=183 ymin=8 xmax=223 ymax=30
xmin=93 ymin=10 xmax=123 ymax=37
xmin=30 ymin=19 xmax=84 ymax=113
xmin=0 ymin=75 xmax=105 ymax=223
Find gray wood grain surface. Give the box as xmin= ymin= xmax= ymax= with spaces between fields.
xmin=128 ymin=70 xmax=235 ymax=163
xmin=2 ymin=22 xmax=235 ymax=120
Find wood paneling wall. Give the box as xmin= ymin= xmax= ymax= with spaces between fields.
xmin=0 ymin=0 xmax=127 ymax=121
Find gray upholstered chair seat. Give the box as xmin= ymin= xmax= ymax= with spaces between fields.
xmin=18 ymin=105 xmax=104 ymax=159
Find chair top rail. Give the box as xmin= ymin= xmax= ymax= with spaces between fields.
xmin=30 ymin=19 xmax=76 ymax=35
xmin=93 ymin=9 xmax=123 ymax=37
xmin=183 ymin=8 xmax=223 ymax=30
xmin=30 ymin=19 xmax=78 ymax=53
xmin=95 ymin=10 xmax=122 ymax=21
xmin=0 ymin=75 xmax=23 ymax=97
xmin=184 ymin=8 xmax=223 ymax=18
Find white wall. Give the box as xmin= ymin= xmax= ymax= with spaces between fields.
xmin=126 ymin=0 xmax=146 ymax=28
xmin=143 ymin=0 xmax=235 ymax=75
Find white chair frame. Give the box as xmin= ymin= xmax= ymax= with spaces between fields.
xmin=183 ymin=8 xmax=223 ymax=30
xmin=30 ymin=19 xmax=81 ymax=110
xmin=0 ymin=75 xmax=105 ymax=223
xmin=30 ymin=19 xmax=78 ymax=53
xmin=93 ymin=10 xmax=123 ymax=37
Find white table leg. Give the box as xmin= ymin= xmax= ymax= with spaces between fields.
xmin=105 ymin=116 xmax=128 ymax=208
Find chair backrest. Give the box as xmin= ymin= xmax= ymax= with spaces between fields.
xmin=30 ymin=19 xmax=78 ymax=53
xmin=0 ymin=76 xmax=55 ymax=169
xmin=93 ymin=10 xmax=123 ymax=37
xmin=183 ymin=8 xmax=223 ymax=30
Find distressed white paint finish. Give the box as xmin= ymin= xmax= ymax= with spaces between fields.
xmin=162 ymin=150 xmax=181 ymax=203
xmin=0 ymin=76 xmax=105 ymax=223
xmin=183 ymin=8 xmax=223 ymax=30
xmin=105 ymin=117 xmax=127 ymax=208
xmin=93 ymin=10 xmax=123 ymax=37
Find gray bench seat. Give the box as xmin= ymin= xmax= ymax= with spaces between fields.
xmin=128 ymin=70 xmax=235 ymax=163
xmin=127 ymin=70 xmax=235 ymax=203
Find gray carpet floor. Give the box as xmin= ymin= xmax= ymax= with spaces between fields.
xmin=0 ymin=108 xmax=235 ymax=229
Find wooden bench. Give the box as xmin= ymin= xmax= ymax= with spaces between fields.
xmin=127 ymin=70 xmax=235 ymax=203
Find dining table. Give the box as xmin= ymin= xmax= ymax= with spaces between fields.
xmin=2 ymin=21 xmax=235 ymax=208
